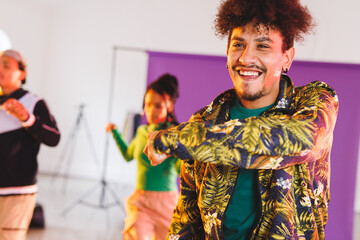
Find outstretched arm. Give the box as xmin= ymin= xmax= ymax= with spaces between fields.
xmin=107 ymin=123 xmax=134 ymax=162
xmin=148 ymin=82 xmax=339 ymax=169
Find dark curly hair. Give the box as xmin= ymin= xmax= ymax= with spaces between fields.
xmin=214 ymin=0 xmax=316 ymax=51
xmin=145 ymin=73 xmax=179 ymax=124
xmin=146 ymin=73 xmax=179 ymax=103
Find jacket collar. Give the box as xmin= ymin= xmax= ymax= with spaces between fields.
xmin=202 ymin=74 xmax=295 ymax=123
xmin=271 ymin=74 xmax=294 ymax=111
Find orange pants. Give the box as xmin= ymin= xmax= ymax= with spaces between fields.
xmin=0 ymin=194 xmax=37 ymax=240
xmin=123 ymin=190 xmax=179 ymax=240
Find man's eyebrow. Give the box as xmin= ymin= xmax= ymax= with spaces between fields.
xmin=256 ymin=37 xmax=273 ymax=43
xmin=231 ymin=36 xmax=245 ymax=42
xmin=231 ymin=36 xmax=273 ymax=43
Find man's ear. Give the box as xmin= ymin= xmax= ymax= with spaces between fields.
xmin=283 ymin=47 xmax=295 ymax=70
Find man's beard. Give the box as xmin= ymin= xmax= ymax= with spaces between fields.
xmin=239 ymin=88 xmax=266 ymax=101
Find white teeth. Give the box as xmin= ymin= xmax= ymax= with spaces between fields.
xmin=239 ymin=71 xmax=260 ymax=76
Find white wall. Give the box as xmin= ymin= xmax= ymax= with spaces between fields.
xmin=295 ymin=0 xmax=360 ymax=64
xmin=1 ymin=0 xmax=360 ymax=189
xmin=0 ymin=0 xmax=51 ymax=96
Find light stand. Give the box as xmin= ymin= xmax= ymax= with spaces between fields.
xmin=51 ymin=104 xmax=100 ymax=191
xmin=61 ymin=46 xmax=128 ymax=227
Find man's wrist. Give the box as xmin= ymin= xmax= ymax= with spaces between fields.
xmin=152 ymin=130 xmax=168 ymax=154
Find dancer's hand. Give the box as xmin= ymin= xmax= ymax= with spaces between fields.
xmin=2 ymin=98 xmax=29 ymax=122
xmin=144 ymin=131 xmax=169 ymax=166
xmin=106 ymin=123 xmax=116 ymax=132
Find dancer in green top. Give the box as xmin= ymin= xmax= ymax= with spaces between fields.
xmin=106 ymin=73 xmax=181 ymax=240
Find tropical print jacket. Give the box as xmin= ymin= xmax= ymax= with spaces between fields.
xmin=152 ymin=75 xmax=339 ymax=240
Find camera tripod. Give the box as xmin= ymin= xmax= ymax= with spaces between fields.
xmin=61 ymin=48 xmax=127 ymax=227
xmin=51 ymin=104 xmax=101 ymax=191
xmin=58 ymin=104 xmax=125 ymax=227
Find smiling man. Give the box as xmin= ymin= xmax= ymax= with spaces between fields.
xmin=227 ymin=24 xmax=294 ymax=110
xmin=144 ymin=0 xmax=339 ymax=239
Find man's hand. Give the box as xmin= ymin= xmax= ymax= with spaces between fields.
xmin=144 ymin=131 xmax=169 ymax=166
xmin=2 ymin=98 xmax=29 ymax=122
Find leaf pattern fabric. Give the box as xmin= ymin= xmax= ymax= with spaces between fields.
xmin=159 ymin=75 xmax=338 ymax=239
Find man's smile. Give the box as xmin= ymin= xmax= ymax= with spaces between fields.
xmin=239 ymin=70 xmax=262 ymax=77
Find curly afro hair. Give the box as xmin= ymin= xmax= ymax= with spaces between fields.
xmin=214 ymin=0 xmax=316 ymax=51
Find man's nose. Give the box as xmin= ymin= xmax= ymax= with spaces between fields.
xmin=239 ymin=47 xmax=256 ymax=66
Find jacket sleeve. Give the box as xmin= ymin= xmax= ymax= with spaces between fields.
xmin=172 ymin=157 xmax=181 ymax=175
xmin=153 ymin=82 xmax=339 ymax=170
xmin=167 ymin=161 xmax=205 ymax=239
xmin=111 ymin=129 xmax=134 ymax=162
xmin=26 ymin=99 xmax=60 ymax=147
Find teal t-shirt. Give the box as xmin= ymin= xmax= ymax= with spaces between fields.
xmin=223 ymin=99 xmax=273 ymax=240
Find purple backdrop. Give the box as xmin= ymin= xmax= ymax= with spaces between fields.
xmin=147 ymin=51 xmax=360 ymax=239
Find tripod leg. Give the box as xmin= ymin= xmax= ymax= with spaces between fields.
xmin=50 ymin=127 xmax=76 ymax=182
xmin=51 ymin=108 xmax=82 ymax=182
xmin=61 ymin=139 xmax=79 ymax=193
xmin=82 ymin=114 xmax=101 ymax=175
xmin=51 ymin=139 xmax=71 ymax=181
xmin=62 ymin=181 xmax=100 ymax=216
xmin=103 ymin=182 xmax=126 ymax=214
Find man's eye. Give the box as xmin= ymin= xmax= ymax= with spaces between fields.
xmin=233 ymin=43 xmax=244 ymax=48
xmin=258 ymin=44 xmax=269 ymax=49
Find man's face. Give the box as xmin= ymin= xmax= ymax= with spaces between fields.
xmin=227 ymin=23 xmax=294 ymax=108
xmin=0 ymin=55 xmax=24 ymax=94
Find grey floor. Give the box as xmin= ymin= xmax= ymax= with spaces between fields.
xmin=26 ymin=174 xmax=133 ymax=240
xmin=27 ymin=174 xmax=360 ymax=240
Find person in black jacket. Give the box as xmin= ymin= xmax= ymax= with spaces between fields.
xmin=0 ymin=49 xmax=60 ymax=240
